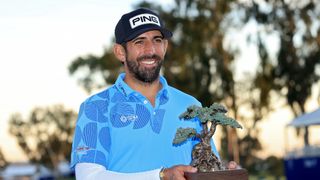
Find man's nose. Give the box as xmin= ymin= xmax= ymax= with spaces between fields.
xmin=144 ymin=41 xmax=156 ymax=54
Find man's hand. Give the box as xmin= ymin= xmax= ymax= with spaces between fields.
xmin=162 ymin=165 xmax=197 ymax=180
xmin=227 ymin=161 xmax=239 ymax=169
xmin=162 ymin=161 xmax=239 ymax=180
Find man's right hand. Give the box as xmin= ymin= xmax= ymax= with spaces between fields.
xmin=162 ymin=165 xmax=197 ymax=180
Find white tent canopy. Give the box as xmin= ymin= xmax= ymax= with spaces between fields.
xmin=287 ymin=108 xmax=320 ymax=127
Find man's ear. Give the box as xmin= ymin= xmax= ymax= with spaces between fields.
xmin=113 ymin=44 xmax=126 ymax=63
xmin=163 ymin=39 xmax=168 ymax=54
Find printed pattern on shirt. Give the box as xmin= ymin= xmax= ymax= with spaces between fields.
xmin=70 ymin=73 xmax=215 ymax=173
xmin=71 ymin=80 xmax=169 ymax=169
xmin=71 ymin=90 xmax=111 ymax=167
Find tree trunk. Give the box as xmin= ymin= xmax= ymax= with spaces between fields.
xmin=191 ymin=141 xmax=222 ymax=172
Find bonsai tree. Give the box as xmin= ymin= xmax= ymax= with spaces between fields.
xmin=173 ymin=103 xmax=243 ymax=172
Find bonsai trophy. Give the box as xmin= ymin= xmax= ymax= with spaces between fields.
xmin=173 ymin=103 xmax=248 ymax=180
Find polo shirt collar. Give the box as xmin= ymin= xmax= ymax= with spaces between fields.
xmin=115 ymin=73 xmax=169 ymax=99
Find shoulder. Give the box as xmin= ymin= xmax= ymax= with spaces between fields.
xmin=76 ymin=86 xmax=115 ymax=122
xmin=159 ymin=76 xmax=201 ymax=106
xmin=83 ymin=85 xmax=115 ymax=104
xmin=167 ymin=85 xmax=201 ymax=106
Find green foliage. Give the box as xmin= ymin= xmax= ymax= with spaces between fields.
xmin=209 ymin=103 xmax=228 ymax=113
xmin=179 ymin=104 xmax=242 ymax=129
xmin=173 ymin=127 xmax=197 ymax=145
xmin=178 ymin=105 xmax=202 ymax=120
xmin=211 ymin=112 xmax=242 ymax=129
xmin=8 ymin=105 xmax=77 ymax=168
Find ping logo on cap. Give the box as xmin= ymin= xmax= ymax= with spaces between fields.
xmin=129 ymin=13 xmax=160 ymax=29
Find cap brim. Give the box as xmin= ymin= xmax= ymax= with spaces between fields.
xmin=124 ymin=26 xmax=172 ymax=43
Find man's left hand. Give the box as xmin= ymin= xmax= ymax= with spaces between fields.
xmin=227 ymin=161 xmax=239 ymax=169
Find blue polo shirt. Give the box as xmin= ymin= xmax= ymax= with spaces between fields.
xmin=70 ymin=73 xmax=219 ymax=173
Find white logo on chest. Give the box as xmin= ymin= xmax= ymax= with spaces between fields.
xmin=120 ymin=114 xmax=138 ymax=123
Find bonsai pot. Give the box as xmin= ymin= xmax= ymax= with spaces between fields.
xmin=185 ymin=169 xmax=248 ymax=180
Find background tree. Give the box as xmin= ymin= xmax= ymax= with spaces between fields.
xmin=0 ymin=147 xmax=7 ymax=168
xmin=242 ymin=0 xmax=320 ymax=146
xmin=8 ymin=105 xmax=77 ymax=168
xmin=232 ymin=0 xmax=320 ymax=172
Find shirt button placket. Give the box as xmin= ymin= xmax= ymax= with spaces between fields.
xmin=143 ymin=100 xmax=148 ymax=104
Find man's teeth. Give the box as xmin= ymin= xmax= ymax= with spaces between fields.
xmin=141 ymin=61 xmax=155 ymax=65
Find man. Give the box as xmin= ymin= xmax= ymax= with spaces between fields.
xmin=70 ymin=8 xmax=233 ymax=180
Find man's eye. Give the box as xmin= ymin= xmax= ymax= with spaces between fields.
xmin=155 ymin=38 xmax=163 ymax=43
xmin=134 ymin=40 xmax=143 ymax=45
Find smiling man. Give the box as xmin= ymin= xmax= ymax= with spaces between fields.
xmin=70 ymin=8 xmax=221 ymax=180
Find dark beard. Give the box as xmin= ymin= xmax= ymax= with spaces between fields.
xmin=126 ymin=54 xmax=163 ymax=83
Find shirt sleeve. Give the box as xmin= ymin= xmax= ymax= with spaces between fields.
xmin=75 ymin=163 xmax=161 ymax=180
xmin=70 ymin=97 xmax=111 ymax=170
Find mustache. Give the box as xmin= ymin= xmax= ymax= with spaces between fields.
xmin=137 ymin=54 xmax=162 ymax=62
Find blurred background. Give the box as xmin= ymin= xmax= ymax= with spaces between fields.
xmin=0 ymin=0 xmax=319 ymax=179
